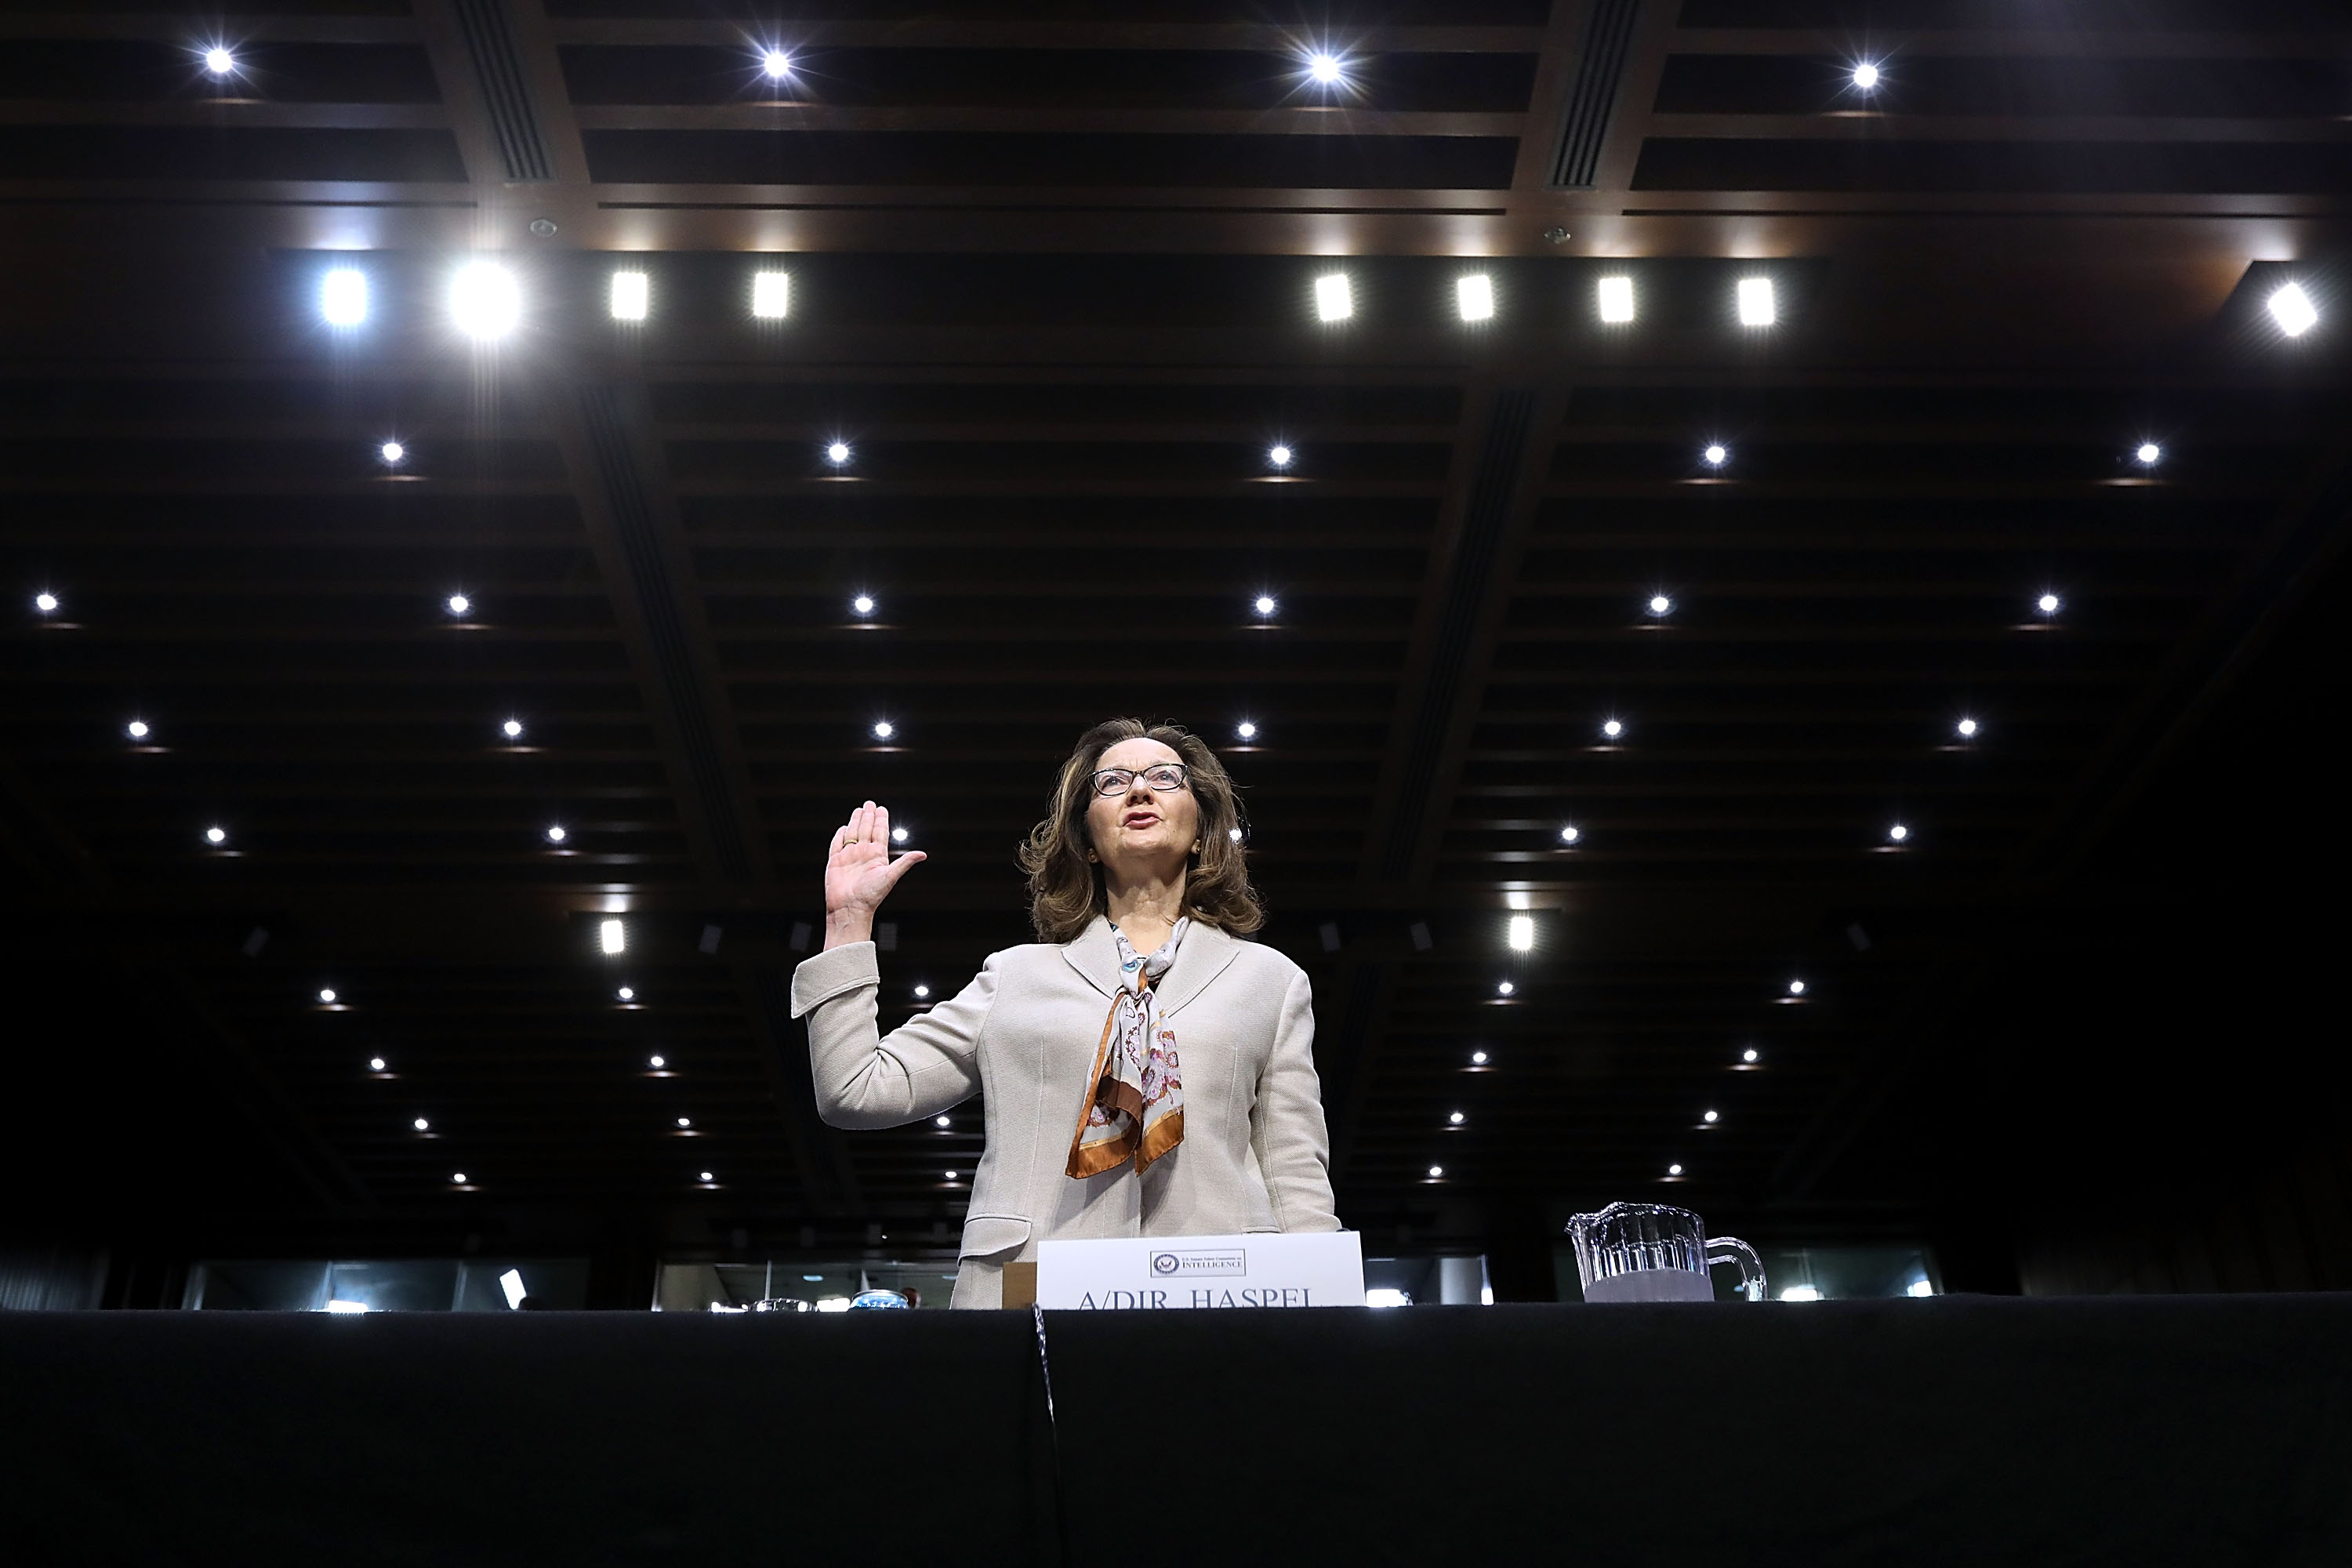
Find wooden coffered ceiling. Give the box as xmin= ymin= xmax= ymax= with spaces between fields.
xmin=2 ymin=0 xmax=2347 ymax=1277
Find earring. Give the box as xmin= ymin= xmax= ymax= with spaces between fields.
xmin=1087 ymin=849 xmax=1098 ymax=862
xmin=1191 ymin=841 xmax=1202 ymax=854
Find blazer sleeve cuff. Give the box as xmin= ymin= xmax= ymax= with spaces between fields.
xmin=789 ymin=942 xmax=878 ymax=1018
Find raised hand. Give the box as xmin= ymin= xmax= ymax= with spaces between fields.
xmin=822 ymin=800 xmax=927 ymax=949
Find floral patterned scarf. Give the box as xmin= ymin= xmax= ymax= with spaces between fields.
xmin=1065 ymin=917 xmax=1189 ymax=1178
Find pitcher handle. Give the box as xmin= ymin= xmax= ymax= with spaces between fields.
xmin=1706 ymin=1236 xmax=1767 ymax=1302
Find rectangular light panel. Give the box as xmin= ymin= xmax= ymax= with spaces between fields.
xmin=1314 ymin=272 xmax=1352 ymax=322
xmin=1737 ymin=276 xmax=1777 ymax=327
xmin=1456 ymin=273 xmax=1494 ymax=321
xmin=609 ymin=270 xmax=648 ymax=321
xmin=320 ymin=267 xmax=368 ymax=327
xmin=499 ymin=1268 xmax=527 ymax=1309
xmin=1597 ymin=274 xmax=1635 ymax=324
xmin=752 ymin=270 xmax=790 ymax=318
xmin=600 ymin=918 xmax=626 ymax=954
xmin=1507 ymin=914 xmax=1535 ymax=952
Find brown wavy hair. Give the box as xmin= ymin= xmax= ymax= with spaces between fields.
xmin=1018 ymin=718 xmax=1263 ymax=945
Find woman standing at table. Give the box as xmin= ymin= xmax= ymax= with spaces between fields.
xmin=789 ymin=717 xmax=1340 ymax=1308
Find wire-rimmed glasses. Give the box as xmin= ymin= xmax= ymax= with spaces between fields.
xmin=1091 ymin=763 xmax=1191 ymax=797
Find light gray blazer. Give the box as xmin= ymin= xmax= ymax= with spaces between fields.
xmin=789 ymin=916 xmax=1341 ymax=1308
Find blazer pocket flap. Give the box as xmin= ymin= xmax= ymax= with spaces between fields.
xmin=958 ymin=1214 xmax=1030 ymax=1259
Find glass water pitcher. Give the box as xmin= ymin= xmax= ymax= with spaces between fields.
xmin=1566 ymin=1202 xmax=1766 ymax=1302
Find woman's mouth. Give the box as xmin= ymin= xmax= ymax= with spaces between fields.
xmin=1123 ymin=811 xmax=1160 ymax=829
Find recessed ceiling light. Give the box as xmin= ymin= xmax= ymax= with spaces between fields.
xmin=1597 ymin=275 xmax=1635 ymax=324
xmin=616 ymin=985 xmax=633 ymax=1001
xmin=945 ymin=1170 xmax=957 ymax=1180
xmin=677 ymin=1116 xmax=691 ymax=1128
xmin=321 ymin=268 xmax=368 ymax=328
xmin=891 ymin=826 xmax=908 ymax=843
xmin=1602 ymin=718 xmax=1624 ymax=739
xmin=203 ymin=46 xmax=235 ymax=75
xmin=1267 ymin=446 xmax=1292 ymax=470
xmin=1888 ymin=822 xmax=1910 ymax=842
xmin=1647 ymin=593 xmax=1673 ymax=616
xmin=377 ymin=440 xmax=405 ymax=465
xmin=34 ymin=592 xmax=58 ymax=614
xmin=368 ymin=1056 xmax=386 ymax=1072
xmin=318 ymin=988 xmax=337 ymax=1004
xmin=204 ymin=826 xmax=227 ymax=845
xmin=913 ymin=984 xmax=930 ymax=1000
xmin=448 ymin=261 xmax=521 ymax=340
xmin=600 ymin=918 xmax=625 ymax=954
xmin=1851 ymin=61 xmax=1880 ymax=90
xmin=1496 ymin=980 xmax=1515 ymax=996
xmin=1448 ymin=1110 xmax=1465 ymax=1124
xmin=502 ymin=717 xmax=524 ymax=739
xmin=1559 ymin=824 xmax=1580 ymax=844
xmin=851 ymin=593 xmax=875 ymax=615
xmin=650 ymin=1054 xmax=665 ymax=1069
xmin=2269 ymin=282 xmax=2318 ymax=337
xmin=1305 ymin=52 xmax=1345 ymax=85
xmin=1254 ymin=593 xmax=1278 ymax=615
xmin=826 ymin=441 xmax=851 ymax=465
xmin=2037 ymin=592 xmax=2061 ymax=615
xmin=1507 ymin=915 xmax=1534 ymax=953
xmin=1236 ymin=720 xmax=1258 ymax=740
xmin=1668 ymin=1163 xmax=1684 ymax=1176
xmin=445 ymin=593 xmax=471 ymax=617
xmin=1703 ymin=443 xmax=1728 ymax=466
xmin=935 ymin=1114 xmax=951 ymax=1128
xmin=760 ymin=49 xmax=791 ymax=78
xmin=1737 ymin=277 xmax=1777 ymax=327
xmin=1741 ymin=1047 xmax=1759 ymax=1063
xmin=1427 ymin=1164 xmax=1444 ymax=1178
xmin=872 ymin=720 xmax=895 ymax=740
xmin=1956 ymin=717 xmax=1978 ymax=738
xmin=1703 ymin=1109 xmax=1719 ymax=1123
xmin=1314 ymin=273 xmax=1352 ymax=323
xmin=1456 ymin=274 xmax=1495 ymax=322
xmin=2136 ymin=441 xmax=2161 ymax=465
xmin=1788 ymin=978 xmax=1806 ymax=995
xmin=126 ymin=719 xmax=150 ymax=739
xmin=608 ymin=270 xmax=649 ymax=321
xmin=413 ymin=1116 xmax=430 ymax=1131
xmin=545 ymin=824 xmax=568 ymax=844
xmin=452 ymin=1171 xmax=467 ymax=1184
xmin=700 ymin=1169 xmax=715 ymax=1181
xmin=751 ymin=270 xmax=789 ymax=319
xmin=1470 ymin=1050 xmax=1488 ymax=1065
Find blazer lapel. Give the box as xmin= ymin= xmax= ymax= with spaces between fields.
xmin=1060 ymin=916 xmax=1120 ymax=1000
xmin=1154 ymin=920 xmax=1242 ymax=1017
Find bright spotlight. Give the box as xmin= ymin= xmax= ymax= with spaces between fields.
xmin=1851 ymin=61 xmax=1880 ymax=90
xmin=320 ymin=268 xmax=368 ymax=327
xmin=826 ymin=441 xmax=851 ymax=465
xmin=677 ymin=1116 xmax=691 ymax=1129
xmin=1702 ymin=1109 xmax=1719 ymax=1123
xmin=205 ymin=826 xmax=227 ymax=846
xmin=1704 ymin=443 xmax=1728 ymax=466
xmin=913 ymin=983 xmax=930 ymax=998
xmin=545 ymin=824 xmax=568 ymax=844
xmin=1496 ymin=980 xmax=1515 ymax=996
xmin=1648 ymin=593 xmax=1672 ymax=616
xmin=378 ymin=440 xmax=405 ymax=465
xmin=1781 ymin=1285 xmax=1824 ymax=1302
xmin=1268 ymin=445 xmax=1292 ymax=469
xmin=368 ymin=1056 xmax=387 ymax=1072
xmin=1668 ymin=1163 xmax=1683 ymax=1177
xmin=2136 ymin=441 xmax=2161 ymax=465
xmin=445 ymin=593 xmax=470 ymax=617
xmin=34 ymin=591 xmax=59 ymax=614
xmin=1254 ymin=594 xmax=1277 ymax=615
xmin=891 ymin=826 xmax=909 ymax=844
xmin=1449 ymin=1111 xmax=1465 ymax=1125
xmin=126 ymin=720 xmax=150 ymax=739
xmin=1956 ymin=717 xmax=1978 ymax=738
xmin=1888 ymin=823 xmax=1910 ymax=842
xmin=851 ymin=593 xmax=875 ymax=615
xmin=1314 ymin=273 xmax=1352 ymax=322
xmin=1597 ymin=275 xmax=1635 ymax=324
xmin=2037 ymin=592 xmax=2061 ymax=615
xmin=1306 ymin=52 xmax=1345 ymax=85
xmin=872 ymin=720 xmax=894 ymax=740
xmin=1788 ymin=978 xmax=1806 ymax=996
xmin=1907 ymin=1279 xmax=1935 ymax=1298
xmin=1470 ymin=1050 xmax=1488 ymax=1065
xmin=1227 ymin=826 xmax=1243 ymax=842
xmin=1559 ymin=825 xmax=1580 ymax=844
xmin=203 ymin=46 xmax=235 ymax=76
xmin=502 ymin=717 xmax=524 ymax=739
xmin=452 ymin=1172 xmax=468 ymax=1185
xmin=761 ymin=49 xmax=792 ymax=79
xmin=752 ymin=270 xmax=790 ymax=318
xmin=1236 ymin=720 xmax=1258 ymax=740
xmin=699 ymin=1170 xmax=715 ymax=1182
xmin=936 ymin=1115 xmax=951 ymax=1128
xmin=1737 ymin=277 xmax=1777 ymax=327
xmin=1426 ymin=1165 xmax=1444 ymax=1179
xmin=608 ymin=270 xmax=649 ymax=321
xmin=649 ymin=1054 xmax=664 ymax=1069
xmin=1602 ymin=718 xmax=1624 ymax=739
xmin=1456 ymin=274 xmax=1495 ymax=322
xmin=1741 ymin=1047 xmax=1759 ymax=1063
xmin=318 ymin=988 xmax=337 ymax=1004
xmin=413 ymin=1116 xmax=430 ymax=1131
xmin=449 ymin=261 xmax=521 ymax=339
xmin=600 ymin=918 xmax=625 ymax=955
xmin=325 ymin=1300 xmax=368 ymax=1314
xmin=1507 ymin=915 xmax=1534 ymax=952
xmin=618 ymin=987 xmax=634 ymax=1002
xmin=2269 ymin=282 xmax=2318 ymax=337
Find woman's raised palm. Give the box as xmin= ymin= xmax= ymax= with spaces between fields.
xmin=826 ymin=800 xmax=924 ymax=925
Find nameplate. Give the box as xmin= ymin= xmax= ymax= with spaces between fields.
xmin=1036 ymin=1231 xmax=1365 ymax=1310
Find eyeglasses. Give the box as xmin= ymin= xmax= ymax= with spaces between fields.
xmin=1091 ymin=764 xmax=1191 ymax=797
